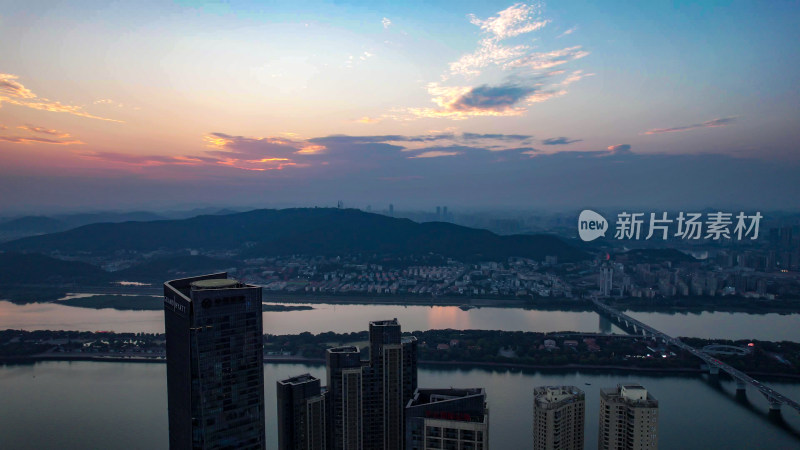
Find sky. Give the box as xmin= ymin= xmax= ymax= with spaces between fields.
xmin=1 ymin=0 xmax=799 ymax=213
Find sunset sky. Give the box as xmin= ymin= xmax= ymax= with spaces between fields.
xmin=1 ymin=1 xmax=798 ymax=213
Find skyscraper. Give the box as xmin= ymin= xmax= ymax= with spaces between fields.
xmin=164 ymin=273 xmax=266 ymax=450
xmin=598 ymin=384 xmax=658 ymax=450
xmin=404 ymin=388 xmax=489 ymax=450
xmin=283 ymin=319 xmax=420 ymax=450
xmin=362 ymin=319 xmax=418 ymax=450
xmin=277 ymin=373 xmax=326 ymax=450
xmin=533 ymin=385 xmax=585 ymax=450
xmin=326 ymin=346 xmax=363 ymax=450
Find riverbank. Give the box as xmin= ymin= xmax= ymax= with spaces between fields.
xmin=3 ymin=353 xmax=800 ymax=382
xmin=4 ymin=286 xmax=800 ymax=314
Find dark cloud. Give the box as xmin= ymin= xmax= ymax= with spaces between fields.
xmin=450 ymin=83 xmax=538 ymax=112
xmin=308 ymin=134 xmax=454 ymax=145
xmin=644 ymin=117 xmax=736 ymax=135
xmin=606 ymin=144 xmax=632 ymax=155
xmin=6 ymin=132 xmax=799 ymax=211
xmin=462 ymin=133 xmax=532 ymax=141
xmin=80 ymin=152 xmax=203 ymax=165
xmin=542 ymin=136 xmax=582 ymax=145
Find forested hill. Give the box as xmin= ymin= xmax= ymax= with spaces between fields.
xmin=1 ymin=208 xmax=587 ymax=262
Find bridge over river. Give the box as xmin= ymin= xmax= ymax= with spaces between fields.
xmin=592 ymin=298 xmax=800 ymax=415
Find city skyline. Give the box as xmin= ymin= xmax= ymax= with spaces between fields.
xmin=1 ymin=1 xmax=799 ymax=211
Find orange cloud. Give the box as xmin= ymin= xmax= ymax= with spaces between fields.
xmin=0 ymin=135 xmax=83 ymax=145
xmin=17 ymin=124 xmax=71 ymax=138
xmin=355 ymin=116 xmax=383 ymax=124
xmin=0 ymin=73 xmax=123 ymax=123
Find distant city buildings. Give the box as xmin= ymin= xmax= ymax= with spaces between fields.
xmin=598 ymin=384 xmax=659 ymax=450
xmin=405 ymin=388 xmax=489 ymax=450
xmin=600 ymin=266 xmax=613 ymax=297
xmin=163 ymin=273 xmax=266 ymax=450
xmin=533 ymin=386 xmax=585 ymax=450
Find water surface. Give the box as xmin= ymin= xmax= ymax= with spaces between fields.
xmin=0 ymin=361 xmax=798 ymax=449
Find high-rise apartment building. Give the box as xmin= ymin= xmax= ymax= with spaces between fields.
xmin=281 ymin=319 xmax=419 ymax=450
xmin=598 ymin=384 xmax=659 ymax=450
xmin=326 ymin=346 xmax=364 ymax=450
xmin=362 ymin=319 xmax=418 ymax=450
xmin=405 ymin=388 xmax=489 ymax=450
xmin=164 ymin=273 xmax=266 ymax=450
xmin=533 ymin=386 xmax=585 ymax=450
xmin=277 ymin=373 xmax=326 ymax=450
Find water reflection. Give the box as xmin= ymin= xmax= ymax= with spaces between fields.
xmin=0 ymin=300 xmax=798 ymax=341
xmin=1 ymin=361 xmax=797 ymax=449
xmin=427 ymin=306 xmax=471 ymax=329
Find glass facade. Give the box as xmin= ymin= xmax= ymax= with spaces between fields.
xmin=165 ymin=273 xmax=266 ymax=450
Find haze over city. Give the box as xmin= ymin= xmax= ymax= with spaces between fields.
xmin=1 ymin=1 xmax=799 ymax=213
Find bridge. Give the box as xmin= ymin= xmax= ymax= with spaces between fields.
xmin=592 ymin=298 xmax=800 ymax=415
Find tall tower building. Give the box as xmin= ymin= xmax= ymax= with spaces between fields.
xmin=277 ymin=373 xmax=326 ymax=450
xmin=533 ymin=386 xmax=585 ymax=450
xmin=362 ymin=319 xmax=418 ymax=450
xmin=164 ymin=273 xmax=266 ymax=450
xmin=327 ymin=346 xmax=363 ymax=450
xmin=598 ymin=384 xmax=658 ymax=450
xmin=404 ymin=388 xmax=489 ymax=450
xmin=600 ymin=267 xmax=613 ymax=297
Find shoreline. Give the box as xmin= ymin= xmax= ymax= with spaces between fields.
xmin=3 ymin=354 xmax=799 ymax=382
xmin=2 ymin=290 xmax=800 ymax=314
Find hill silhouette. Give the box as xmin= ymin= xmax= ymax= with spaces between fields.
xmin=0 ymin=252 xmax=107 ymax=285
xmin=1 ymin=208 xmax=587 ymax=262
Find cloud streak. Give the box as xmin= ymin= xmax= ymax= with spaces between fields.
xmin=80 ymin=131 xmax=544 ymax=173
xmin=542 ymin=136 xmax=582 ymax=145
xmin=0 ymin=73 xmax=123 ymax=123
xmin=17 ymin=124 xmax=71 ymax=138
xmin=0 ymin=135 xmax=83 ymax=145
xmin=644 ymin=117 xmax=735 ymax=135
xmin=557 ymin=26 xmax=577 ymax=38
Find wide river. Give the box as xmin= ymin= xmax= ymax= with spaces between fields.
xmin=1 ymin=299 xmax=799 ymax=341
xmin=0 ymin=361 xmax=798 ymax=449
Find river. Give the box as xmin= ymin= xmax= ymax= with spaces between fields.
xmin=0 ymin=361 xmax=798 ymax=449
xmin=1 ymin=300 xmax=799 ymax=341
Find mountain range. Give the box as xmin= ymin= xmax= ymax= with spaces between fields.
xmin=1 ymin=208 xmax=587 ymax=262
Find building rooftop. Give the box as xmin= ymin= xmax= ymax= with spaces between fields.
xmin=408 ymin=388 xmax=485 ymax=407
xmin=534 ymin=385 xmax=585 ymax=407
xmin=370 ymin=318 xmax=399 ymax=326
xmin=278 ymin=373 xmax=319 ymax=386
xmin=191 ymin=278 xmax=241 ymax=290
xmin=601 ymin=384 xmax=658 ymax=407
xmin=327 ymin=346 xmax=359 ymax=354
